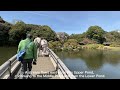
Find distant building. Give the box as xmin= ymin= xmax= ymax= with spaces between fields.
xmin=79 ymin=41 xmax=85 ymax=45
xmin=79 ymin=38 xmax=96 ymax=45
xmin=103 ymin=42 xmax=111 ymax=46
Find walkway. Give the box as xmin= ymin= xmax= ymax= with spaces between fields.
xmin=32 ymin=56 xmax=60 ymax=79
xmin=0 ymin=48 xmax=76 ymax=79
xmin=15 ymin=50 xmax=60 ymax=79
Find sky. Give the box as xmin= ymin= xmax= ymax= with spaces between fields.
xmin=0 ymin=11 xmax=120 ymax=35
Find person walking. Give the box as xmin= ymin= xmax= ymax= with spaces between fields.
xmin=41 ymin=37 xmax=48 ymax=57
xmin=17 ymin=34 xmax=37 ymax=78
xmin=34 ymin=35 xmax=41 ymax=57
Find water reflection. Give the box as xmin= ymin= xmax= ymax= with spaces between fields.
xmin=0 ymin=47 xmax=17 ymax=65
xmin=55 ymin=50 xmax=120 ymax=70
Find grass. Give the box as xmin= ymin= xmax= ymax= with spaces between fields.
xmin=82 ymin=44 xmax=104 ymax=49
xmin=81 ymin=44 xmax=120 ymax=51
xmin=103 ymin=46 xmax=120 ymax=51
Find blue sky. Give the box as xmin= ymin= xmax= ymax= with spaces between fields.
xmin=0 ymin=11 xmax=120 ymax=35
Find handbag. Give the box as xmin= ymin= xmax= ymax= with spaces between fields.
xmin=17 ymin=41 xmax=31 ymax=61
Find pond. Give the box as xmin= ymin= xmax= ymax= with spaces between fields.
xmin=55 ymin=49 xmax=120 ymax=79
xmin=0 ymin=47 xmax=17 ymax=66
xmin=1 ymin=47 xmax=120 ymax=79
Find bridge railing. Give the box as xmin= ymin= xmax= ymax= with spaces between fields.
xmin=47 ymin=48 xmax=76 ymax=79
xmin=0 ymin=54 xmax=21 ymax=79
xmin=0 ymin=48 xmax=76 ymax=79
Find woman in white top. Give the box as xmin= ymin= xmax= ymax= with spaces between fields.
xmin=34 ymin=35 xmax=41 ymax=57
xmin=41 ymin=38 xmax=48 ymax=56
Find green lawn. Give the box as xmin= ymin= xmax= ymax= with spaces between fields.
xmin=103 ymin=46 xmax=120 ymax=51
xmin=81 ymin=44 xmax=120 ymax=51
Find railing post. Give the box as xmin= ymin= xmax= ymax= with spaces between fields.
xmin=55 ymin=57 xmax=58 ymax=69
xmin=8 ymin=61 xmax=12 ymax=79
xmin=56 ymin=58 xmax=59 ymax=74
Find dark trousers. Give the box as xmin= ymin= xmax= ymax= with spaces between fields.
xmin=21 ymin=59 xmax=33 ymax=75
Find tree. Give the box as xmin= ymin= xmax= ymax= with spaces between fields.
xmin=0 ymin=23 xmax=11 ymax=45
xmin=0 ymin=17 xmax=12 ymax=46
xmin=86 ymin=25 xmax=106 ymax=44
xmin=104 ymin=31 xmax=120 ymax=43
xmin=63 ymin=39 xmax=79 ymax=49
xmin=0 ymin=16 xmax=5 ymax=23
xmin=69 ymin=32 xmax=86 ymax=42
xmin=48 ymin=41 xmax=62 ymax=50
xmin=30 ymin=25 xmax=58 ymax=41
xmin=9 ymin=21 xmax=27 ymax=45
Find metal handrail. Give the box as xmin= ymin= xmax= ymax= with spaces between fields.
xmin=0 ymin=54 xmax=20 ymax=79
xmin=0 ymin=48 xmax=76 ymax=79
xmin=47 ymin=49 xmax=59 ymax=71
xmin=47 ymin=48 xmax=76 ymax=79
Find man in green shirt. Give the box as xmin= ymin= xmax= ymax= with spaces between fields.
xmin=17 ymin=34 xmax=37 ymax=77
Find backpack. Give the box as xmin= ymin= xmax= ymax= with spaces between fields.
xmin=17 ymin=50 xmax=26 ymax=61
xmin=17 ymin=41 xmax=31 ymax=61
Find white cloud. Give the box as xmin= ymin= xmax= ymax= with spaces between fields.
xmin=23 ymin=11 xmax=68 ymax=23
